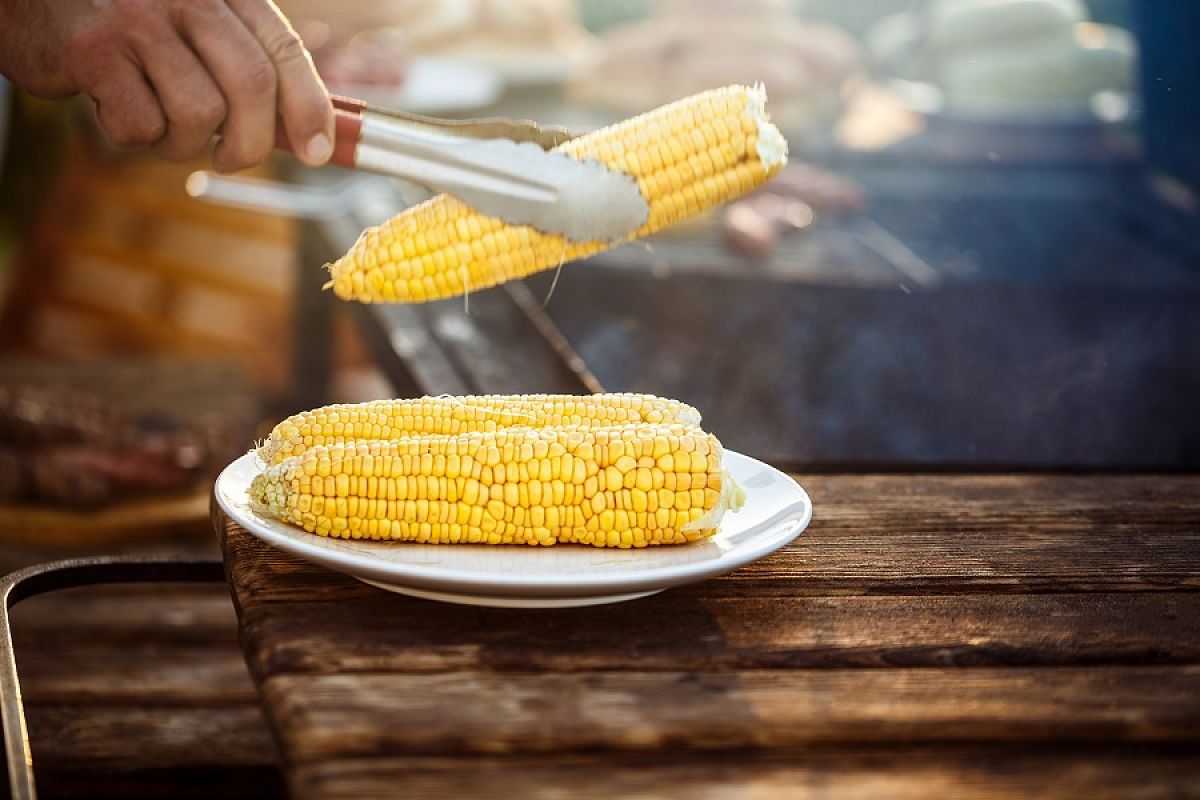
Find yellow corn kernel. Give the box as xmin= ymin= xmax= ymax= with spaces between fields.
xmin=248 ymin=424 xmax=741 ymax=547
xmin=260 ymin=392 xmax=701 ymax=464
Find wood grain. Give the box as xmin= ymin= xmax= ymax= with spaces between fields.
xmin=239 ymin=592 xmax=1200 ymax=676
xmin=224 ymin=474 xmax=1200 ymax=604
xmin=289 ymin=748 xmax=1200 ymax=800
xmin=217 ymin=473 xmax=1200 ymax=799
xmin=28 ymin=707 xmax=284 ymax=799
xmin=263 ymin=667 xmax=1200 ymax=762
xmin=27 ymin=706 xmax=275 ymax=772
xmin=10 ymin=584 xmax=241 ymax=647
xmin=9 ymin=584 xmax=250 ymax=706
xmin=17 ymin=646 xmax=257 ymax=705
xmin=8 ymin=576 xmax=282 ymax=797
xmin=722 ymin=474 xmax=1200 ymax=595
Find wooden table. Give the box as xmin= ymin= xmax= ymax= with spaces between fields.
xmin=216 ymin=474 xmax=1200 ymax=799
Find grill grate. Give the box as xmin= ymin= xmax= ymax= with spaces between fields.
xmin=336 ymin=163 xmax=1200 ymax=470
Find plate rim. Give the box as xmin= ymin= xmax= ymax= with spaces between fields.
xmin=215 ymin=449 xmax=811 ymax=598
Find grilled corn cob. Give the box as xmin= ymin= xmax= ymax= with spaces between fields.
xmin=328 ymin=84 xmax=788 ymax=303
xmin=258 ymin=393 xmax=702 ymax=465
xmin=249 ymin=424 xmax=744 ymax=547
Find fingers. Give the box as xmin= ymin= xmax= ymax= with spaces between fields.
xmin=223 ymin=0 xmax=334 ymax=167
xmin=88 ymin=60 xmax=167 ymax=149
xmin=46 ymin=0 xmax=332 ymax=172
xmin=172 ymin=0 xmax=279 ymax=172
xmin=137 ymin=37 xmax=228 ymax=161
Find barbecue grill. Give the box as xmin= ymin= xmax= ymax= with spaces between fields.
xmin=239 ymin=4 xmax=1200 ymax=472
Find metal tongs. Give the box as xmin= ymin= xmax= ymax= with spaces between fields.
xmin=273 ymin=96 xmax=648 ymax=242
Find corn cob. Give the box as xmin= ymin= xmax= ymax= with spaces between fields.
xmin=328 ymin=84 xmax=788 ymax=303
xmin=258 ymin=392 xmax=701 ymax=465
xmin=248 ymin=424 xmax=745 ymax=547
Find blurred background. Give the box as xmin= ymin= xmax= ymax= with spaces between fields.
xmin=0 ymin=3 xmax=1197 ymax=793
xmin=0 ymin=0 xmax=1197 ymax=552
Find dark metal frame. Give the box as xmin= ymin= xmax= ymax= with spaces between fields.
xmin=353 ymin=282 xmax=604 ymax=398
xmin=295 ymin=181 xmax=605 ymax=409
xmin=0 ymin=555 xmax=224 ymax=800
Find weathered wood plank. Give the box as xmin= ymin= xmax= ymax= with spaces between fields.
xmin=10 ymin=582 xmax=255 ymax=704
xmin=18 ymin=646 xmax=257 ymax=705
xmin=216 ymin=473 xmax=1200 ymax=797
xmin=724 ymin=473 xmax=1200 ymax=593
xmin=28 ymin=706 xmax=285 ymax=799
xmin=289 ymin=748 xmax=1200 ymax=800
xmin=10 ymin=584 xmax=240 ymax=647
xmin=262 ymin=667 xmax=1200 ymax=763
xmin=27 ymin=706 xmax=275 ymax=770
xmin=239 ymin=592 xmax=1200 ymax=677
xmin=221 ymin=474 xmax=1200 ymax=606
xmin=36 ymin=765 xmax=285 ymax=800
xmin=4 ymin=580 xmax=278 ymax=796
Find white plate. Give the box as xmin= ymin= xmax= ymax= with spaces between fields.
xmin=885 ymin=78 xmax=1137 ymax=126
xmin=214 ymin=449 xmax=811 ymax=608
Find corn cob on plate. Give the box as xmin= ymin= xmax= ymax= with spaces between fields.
xmin=216 ymin=394 xmax=811 ymax=607
xmin=217 ymin=446 xmax=809 ymax=606
xmin=258 ymin=393 xmax=702 ymax=465
xmin=249 ymin=423 xmax=739 ymax=547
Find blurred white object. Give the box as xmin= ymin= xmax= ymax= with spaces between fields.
xmin=331 ymin=56 xmax=504 ymax=113
xmin=288 ymin=0 xmax=596 ymax=86
xmin=185 ymin=172 xmax=394 ymax=221
xmin=300 ymin=0 xmax=595 ymax=86
xmin=866 ymin=0 xmax=1136 ymax=122
xmin=400 ymin=0 xmax=597 ymax=85
xmin=653 ymin=0 xmax=792 ymax=17
xmin=930 ymin=0 xmax=1086 ymax=49
xmin=569 ymin=3 xmax=861 ymax=135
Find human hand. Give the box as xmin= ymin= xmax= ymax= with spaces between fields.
xmin=0 ymin=0 xmax=334 ymax=172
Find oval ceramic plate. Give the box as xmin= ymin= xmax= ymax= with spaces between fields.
xmin=215 ymin=449 xmax=811 ymax=608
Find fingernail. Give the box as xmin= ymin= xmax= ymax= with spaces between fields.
xmin=305 ymin=132 xmax=332 ymax=163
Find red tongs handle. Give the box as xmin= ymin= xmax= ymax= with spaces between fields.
xmin=274 ymin=95 xmax=365 ymax=169
xmin=331 ymin=95 xmax=366 ymax=113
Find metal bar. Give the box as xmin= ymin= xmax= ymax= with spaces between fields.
xmin=191 ymin=162 xmax=605 ymax=401
xmin=354 ymin=118 xmax=648 ymax=243
xmin=356 ymin=122 xmax=560 ymax=201
xmin=309 ymin=172 xmax=603 ymax=397
xmin=184 ymin=172 xmax=382 ymax=221
xmin=356 ymin=104 xmax=575 ymax=151
xmin=348 ymin=302 xmax=446 ymax=397
xmin=501 ymin=283 xmax=605 ymax=394
xmin=855 ymin=218 xmax=942 ymax=289
xmin=354 ymin=287 xmax=602 ymax=398
xmin=417 ymin=286 xmax=601 ymax=395
xmin=0 ymin=556 xmax=225 ymax=800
